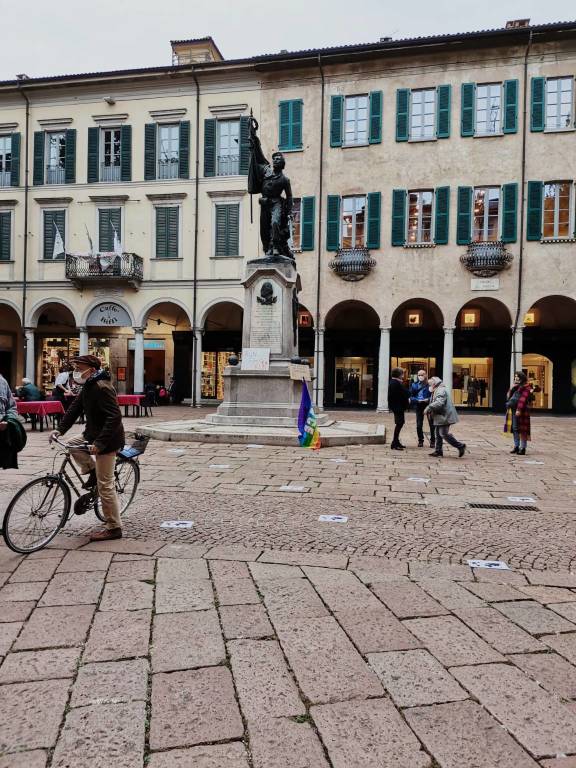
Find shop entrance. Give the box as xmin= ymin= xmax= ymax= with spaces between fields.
xmin=522 ymin=353 xmax=553 ymax=409
xmin=392 ymin=357 xmax=438 ymax=385
xmin=391 ymin=299 xmax=444 ymax=387
xmin=35 ymin=303 xmax=78 ymax=394
xmin=201 ymin=302 xmax=243 ymax=401
xmin=452 ymin=358 xmax=493 ymax=407
xmin=335 ymin=357 xmax=374 ymax=406
xmin=0 ymin=304 xmax=20 ymax=388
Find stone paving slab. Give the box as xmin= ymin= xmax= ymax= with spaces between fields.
xmin=454 ymin=606 xmax=543 ymax=654
xmin=509 ymin=651 xmax=576 ymax=699
xmin=403 ymin=615 xmax=505 ymax=666
xmin=541 ymin=632 xmax=576 ymax=664
xmin=0 ymin=678 xmax=70 ymax=753
xmin=370 ymin=582 xmax=449 ymax=619
xmin=38 ymin=571 xmax=105 ymax=607
xmin=14 ymin=604 xmax=96 ymax=650
xmin=83 ymin=609 xmax=151 ymax=662
xmin=0 ymin=647 xmax=80 ymax=684
xmin=335 ymin=605 xmax=423 ymax=654
xmin=495 ymin=600 xmax=576 ymax=635
xmin=70 ymin=659 xmax=149 ymax=707
xmin=151 ymin=610 xmax=225 ymax=672
xmin=148 ymin=743 xmax=250 ymax=768
xmin=0 ymin=751 xmax=48 ymax=768
xmin=219 ymin=603 xmax=275 ymax=639
xmin=248 ymin=716 xmax=330 ymax=768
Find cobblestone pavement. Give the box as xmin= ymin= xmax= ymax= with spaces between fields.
xmin=1 ymin=410 xmax=576 ymax=766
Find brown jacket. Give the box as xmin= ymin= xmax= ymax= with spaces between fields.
xmin=58 ymin=372 xmax=125 ymax=454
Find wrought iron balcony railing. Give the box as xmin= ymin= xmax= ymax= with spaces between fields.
xmin=100 ymin=163 xmax=121 ymax=182
xmin=65 ymin=253 xmax=143 ymax=287
xmin=158 ymin=158 xmax=179 ymax=179
xmin=0 ymin=170 xmax=11 ymax=187
xmin=217 ymin=154 xmax=240 ymax=176
xmin=460 ymin=241 xmax=513 ymax=278
xmin=46 ymin=165 xmax=65 ymax=184
xmin=328 ymin=247 xmax=377 ymax=282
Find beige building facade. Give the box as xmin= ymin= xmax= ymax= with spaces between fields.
xmin=1 ymin=23 xmax=576 ymax=412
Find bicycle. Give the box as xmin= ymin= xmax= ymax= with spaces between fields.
xmin=2 ymin=434 xmax=147 ymax=554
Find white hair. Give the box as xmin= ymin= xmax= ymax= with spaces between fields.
xmin=428 ymin=376 xmax=442 ymax=388
xmin=22 ymin=377 xmax=31 ymax=384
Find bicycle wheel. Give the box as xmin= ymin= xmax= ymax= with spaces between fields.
xmin=3 ymin=475 xmax=71 ymax=554
xmin=94 ymin=458 xmax=140 ymax=522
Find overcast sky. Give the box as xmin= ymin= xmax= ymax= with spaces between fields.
xmin=1 ymin=0 xmax=574 ymax=80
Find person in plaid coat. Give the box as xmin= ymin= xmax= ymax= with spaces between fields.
xmin=504 ymin=371 xmax=532 ymax=455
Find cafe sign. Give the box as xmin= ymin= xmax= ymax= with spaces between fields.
xmin=86 ymin=302 xmax=131 ymax=327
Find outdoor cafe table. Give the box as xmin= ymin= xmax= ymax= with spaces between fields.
xmin=16 ymin=400 xmax=65 ymax=432
xmin=117 ymin=394 xmax=146 ymax=417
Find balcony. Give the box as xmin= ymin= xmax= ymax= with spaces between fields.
xmin=217 ymin=154 xmax=240 ymax=176
xmin=460 ymin=241 xmax=513 ymax=278
xmin=328 ymin=247 xmax=376 ymax=282
xmin=66 ymin=252 xmax=143 ymax=288
xmin=158 ymin=159 xmax=179 ymax=180
xmin=0 ymin=170 xmax=11 ymax=187
xmin=46 ymin=165 xmax=65 ymax=185
xmin=100 ymin=163 xmax=121 ymax=183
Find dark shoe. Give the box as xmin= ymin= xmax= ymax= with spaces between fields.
xmin=89 ymin=528 xmax=122 ymax=541
xmin=418 ymin=442 xmax=424 ymax=448
xmin=458 ymin=444 xmax=467 ymax=458
xmin=84 ymin=469 xmax=97 ymax=490
xmin=429 ymin=451 xmax=443 ymax=457
xmin=510 ymin=447 xmax=519 ymax=454
xmin=518 ymin=448 xmax=526 ymax=455
xmin=390 ymin=444 xmax=404 ymax=451
xmin=429 ymin=441 xmax=435 ymax=449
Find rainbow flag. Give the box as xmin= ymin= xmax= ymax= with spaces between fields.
xmin=298 ymin=381 xmax=321 ymax=449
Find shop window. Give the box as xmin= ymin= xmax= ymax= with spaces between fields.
xmin=298 ymin=309 xmax=313 ymax=328
xmin=545 ymin=77 xmax=574 ymax=131
xmin=476 ymin=83 xmax=502 ymax=135
xmin=289 ymin=198 xmax=301 ymax=251
xmin=410 ymin=88 xmax=436 ymax=140
xmin=392 ymin=357 xmax=437 ymax=382
xmin=405 ymin=309 xmax=423 ymax=327
xmin=344 ymin=95 xmax=369 ymax=146
xmin=40 ymin=337 xmax=80 ymax=392
xmin=460 ymin=308 xmax=480 ymax=329
xmin=201 ymin=351 xmax=237 ymax=400
xmin=452 ymin=358 xmax=493 ymax=407
xmin=334 ymin=356 xmax=374 ymax=407
xmin=543 ymin=182 xmax=571 ymax=239
xmin=522 ymin=353 xmax=553 ymax=409
xmin=473 ymin=187 xmax=500 ymax=242
xmin=341 ymin=195 xmax=366 ymax=249
xmin=407 ymin=191 xmax=433 ymax=244
xmin=523 ymin=308 xmax=540 ymax=326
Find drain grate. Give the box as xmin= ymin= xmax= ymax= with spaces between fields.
xmin=468 ymin=502 xmax=540 ymax=512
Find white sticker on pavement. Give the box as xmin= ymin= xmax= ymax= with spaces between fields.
xmin=160 ymin=520 xmax=194 ymax=529
xmin=407 ymin=477 xmax=430 ymax=483
xmin=280 ymin=485 xmax=305 ymax=492
xmin=318 ymin=514 xmax=348 ymax=523
xmin=166 ymin=449 xmax=185 ymax=455
xmin=507 ymin=496 xmax=536 ymax=503
xmin=209 ymin=464 xmax=231 ymax=469
xmin=329 ymin=458 xmax=347 ymax=463
xmin=246 ymin=444 xmax=264 ymax=448
xmin=524 ymin=460 xmax=544 ymax=465
xmin=468 ymin=559 xmax=510 ymax=570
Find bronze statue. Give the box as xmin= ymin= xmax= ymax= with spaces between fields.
xmin=248 ymin=116 xmax=294 ymax=261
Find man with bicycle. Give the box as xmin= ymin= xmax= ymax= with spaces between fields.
xmin=50 ymin=354 xmax=125 ymax=541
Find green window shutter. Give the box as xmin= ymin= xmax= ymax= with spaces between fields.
xmin=179 ymin=121 xmax=190 ymax=179
xmin=526 ymin=181 xmax=543 ymax=240
xmin=300 ymin=196 xmax=315 ymax=251
xmin=87 ymin=127 xmax=99 ymax=183
xmin=155 ymin=207 xmax=179 ymax=258
xmin=503 ymin=80 xmax=519 ymax=134
xmin=120 ymin=125 xmax=131 ymax=182
xmin=395 ymin=89 xmax=410 ymax=142
xmin=215 ymin=204 xmax=240 ymax=256
xmin=43 ymin=210 xmax=65 ymax=260
xmin=204 ymin=119 xmax=216 ymax=177
xmin=368 ymin=91 xmax=383 ymax=144
xmin=10 ymin=133 xmax=20 ymax=187
xmin=391 ymin=189 xmax=406 ymax=246
xmin=167 ymin=206 xmax=179 ymax=257
xmin=366 ymin=192 xmax=381 ymax=249
xmin=0 ymin=212 xmax=11 ymax=260
xmin=99 ymin=208 xmax=121 ymax=251
xmin=434 ymin=186 xmax=450 ymax=244
xmin=456 ymin=186 xmax=472 ymax=245
xmin=64 ymin=129 xmax=76 ymax=184
xmin=501 ymin=183 xmax=518 ymax=243
xmin=279 ymin=101 xmax=291 ymax=150
xmin=239 ymin=117 xmax=250 ymax=175
xmin=326 ymin=195 xmax=340 ymax=251
xmin=33 ymin=131 xmax=45 ymax=185
xmin=531 ymin=77 xmax=545 ymax=132
xmin=436 ymin=85 xmax=451 ymax=139
xmin=215 ymin=205 xmax=228 ymax=256
xmin=330 ymin=96 xmax=344 ymax=147
xmin=291 ymin=100 xmax=303 ymax=149
xmin=144 ymin=124 xmax=157 ymax=181
xmin=461 ymin=83 xmax=475 ymax=137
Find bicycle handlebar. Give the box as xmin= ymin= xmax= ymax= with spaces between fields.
xmin=49 ymin=435 xmax=91 ymax=452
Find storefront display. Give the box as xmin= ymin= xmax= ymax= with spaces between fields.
xmin=201 ymin=351 xmax=234 ymax=400
xmin=40 ymin=337 xmax=80 ymax=393
xmin=334 ymin=357 xmax=374 ymax=406
xmin=522 ymin=354 xmax=553 ymax=409
xmin=391 ymin=357 xmax=437 ymax=383
xmin=89 ymin=338 xmax=111 ymax=370
xmin=452 ymin=358 xmax=493 ymax=407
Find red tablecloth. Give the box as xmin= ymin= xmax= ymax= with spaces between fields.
xmin=117 ymin=395 xmax=145 ymax=406
xmin=17 ymin=401 xmax=65 ymax=417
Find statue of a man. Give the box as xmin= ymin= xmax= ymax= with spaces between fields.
xmin=248 ymin=116 xmax=294 ymax=260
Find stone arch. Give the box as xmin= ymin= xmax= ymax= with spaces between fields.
xmin=391 ymin=298 xmax=444 ymax=330
xmin=0 ymin=298 xmax=22 ymax=323
xmin=27 ymin=298 xmax=79 ymax=328
xmin=524 ymin=294 xmax=576 ymax=330
xmin=200 ymin=299 xmax=244 ymax=331
xmin=324 ymin=300 xmax=380 ymax=330
xmin=79 ymin=298 xmax=135 ymax=328
xmin=454 ymin=297 xmax=512 ymax=329
xmin=137 ymin=298 xmax=193 ymax=329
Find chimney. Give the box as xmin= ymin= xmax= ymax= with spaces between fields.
xmin=506 ymin=19 xmax=530 ymax=29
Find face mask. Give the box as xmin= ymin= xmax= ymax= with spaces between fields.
xmin=417 ymin=376 xmax=425 ymax=381
xmin=73 ymin=370 xmax=88 ymax=384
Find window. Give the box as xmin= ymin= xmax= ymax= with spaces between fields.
xmin=98 ymin=208 xmax=122 ymax=251
xmin=407 ymin=190 xmax=433 ymax=244
xmin=289 ymin=198 xmax=301 ymax=251
xmin=543 ymin=182 xmax=571 ymax=239
xmin=344 ymin=95 xmax=368 ymax=146
xmin=155 ymin=206 xmax=179 ymax=258
xmin=43 ymin=209 xmax=66 ymax=260
xmin=214 ymin=203 xmax=240 ymax=256
xmin=341 ymin=196 xmax=366 ymax=248
xmin=101 ymin=128 xmax=121 ymax=182
xmin=546 ymin=77 xmax=574 ymax=130
xmin=473 ymin=188 xmax=500 ymax=241
xmin=410 ymin=89 xmax=436 ymax=140
xmin=46 ymin=132 xmax=66 ymax=184
xmin=0 ymin=136 xmax=11 ymax=186
xmin=476 ymin=84 xmax=501 ymax=135
xmin=0 ymin=211 xmax=11 ymax=260
xmin=158 ymin=124 xmax=179 ymax=180
xmin=217 ymin=120 xmax=240 ymax=176
xmin=278 ymin=100 xmax=303 ymax=151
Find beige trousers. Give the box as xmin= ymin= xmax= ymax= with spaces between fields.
xmin=67 ymin=434 xmax=122 ymax=530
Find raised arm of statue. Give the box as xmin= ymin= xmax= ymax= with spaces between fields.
xmin=248 ymin=117 xmax=269 ymax=194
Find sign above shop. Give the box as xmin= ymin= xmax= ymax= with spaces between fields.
xmin=86 ymin=303 xmax=131 ymax=327
xmin=471 ymin=278 xmax=500 ymax=291
xmin=127 ymin=339 xmax=166 ymax=351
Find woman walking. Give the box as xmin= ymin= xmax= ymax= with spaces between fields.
xmin=505 ymin=371 xmax=532 ymax=455
xmin=425 ymin=377 xmax=466 ymax=458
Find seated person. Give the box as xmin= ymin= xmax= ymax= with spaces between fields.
xmin=17 ymin=377 xmax=44 ymax=401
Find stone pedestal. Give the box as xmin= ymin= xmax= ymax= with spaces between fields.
xmin=207 ymin=258 xmax=324 ymax=427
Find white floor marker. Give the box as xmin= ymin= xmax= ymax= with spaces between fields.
xmin=209 ymin=464 xmax=231 ymax=469
xmin=280 ymin=485 xmax=305 ymax=492
xmin=524 ymin=460 xmax=544 ymax=465
xmin=407 ymin=477 xmax=430 ymax=483
xmin=507 ymin=496 xmax=536 ymax=503
xmin=160 ymin=520 xmax=194 ymax=529
xmin=318 ymin=514 xmax=348 ymax=523
xmin=468 ymin=559 xmax=510 ymax=570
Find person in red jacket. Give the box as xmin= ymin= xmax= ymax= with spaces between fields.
xmin=504 ymin=371 xmax=532 ymax=455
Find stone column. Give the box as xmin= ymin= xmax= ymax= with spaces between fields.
xmin=313 ymin=327 xmax=325 ymax=409
xmin=442 ymin=326 xmax=455 ymax=395
xmin=193 ymin=328 xmax=203 ymax=406
xmin=78 ymin=327 xmax=89 ymax=356
xmin=376 ymin=326 xmax=391 ymax=412
xmin=24 ymin=328 xmax=35 ymax=382
xmin=133 ymin=327 xmax=145 ymax=394
xmin=510 ymin=325 xmax=524 ymax=385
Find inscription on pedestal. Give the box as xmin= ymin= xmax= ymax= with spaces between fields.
xmin=250 ymin=278 xmax=283 ymax=353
